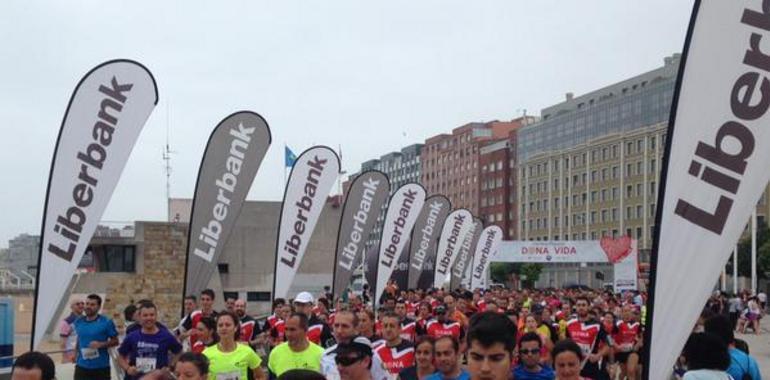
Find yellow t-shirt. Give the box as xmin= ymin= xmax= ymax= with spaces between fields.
xmin=267 ymin=341 xmax=324 ymax=376
xmin=203 ymin=343 xmax=261 ymax=380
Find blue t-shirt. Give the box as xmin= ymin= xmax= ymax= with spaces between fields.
xmin=73 ymin=315 xmax=118 ymax=369
xmin=424 ymin=368 xmax=471 ymax=380
xmin=513 ymin=364 xmax=555 ymax=380
xmin=727 ymin=348 xmax=762 ymax=380
xmin=118 ymin=328 xmax=182 ymax=380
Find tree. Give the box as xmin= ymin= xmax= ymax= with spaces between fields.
xmin=490 ymin=262 xmax=518 ymax=283
xmin=520 ymin=263 xmax=543 ymax=288
xmin=726 ymin=219 xmax=770 ymax=280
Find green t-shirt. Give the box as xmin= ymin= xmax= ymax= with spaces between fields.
xmin=203 ymin=343 xmax=261 ymax=380
xmin=267 ymin=341 xmax=324 ymax=376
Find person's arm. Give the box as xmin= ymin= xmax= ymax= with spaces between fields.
xmin=88 ymin=336 xmax=118 ymax=349
xmin=118 ymin=352 xmax=139 ymax=377
xmin=252 ymin=366 xmax=267 ymax=380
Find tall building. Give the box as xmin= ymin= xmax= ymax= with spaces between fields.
xmin=478 ymin=137 xmax=516 ymax=239
xmin=514 ymin=54 xmax=683 ymax=288
xmin=422 ymin=119 xmax=530 ymax=216
xmin=352 ymin=144 xmax=424 ymax=248
xmin=5 ymin=233 xmax=40 ymax=275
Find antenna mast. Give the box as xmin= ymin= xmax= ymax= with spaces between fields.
xmin=163 ymin=101 xmax=175 ymax=221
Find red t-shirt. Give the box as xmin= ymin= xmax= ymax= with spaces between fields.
xmin=613 ymin=321 xmax=640 ymax=353
xmin=374 ymin=340 xmax=415 ymax=375
xmin=566 ymin=319 xmax=605 ymax=358
xmin=426 ymin=320 xmax=464 ymax=340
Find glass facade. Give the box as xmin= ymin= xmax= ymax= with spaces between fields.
xmin=518 ymin=75 xmax=675 ymax=162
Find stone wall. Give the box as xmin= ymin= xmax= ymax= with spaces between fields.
xmin=101 ymin=222 xmax=187 ymax=332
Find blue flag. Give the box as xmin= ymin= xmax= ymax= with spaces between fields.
xmin=285 ymin=146 xmax=297 ymax=167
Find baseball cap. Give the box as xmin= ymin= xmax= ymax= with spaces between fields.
xmin=294 ymin=291 xmax=314 ymax=304
xmin=336 ymin=336 xmax=373 ymax=358
xmin=435 ymin=305 xmax=447 ymax=314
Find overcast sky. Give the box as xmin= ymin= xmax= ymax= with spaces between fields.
xmin=0 ymin=1 xmax=693 ymax=247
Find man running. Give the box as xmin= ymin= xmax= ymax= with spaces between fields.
xmin=234 ymin=299 xmax=261 ymax=346
xmin=395 ymin=299 xmax=417 ymax=342
xmin=320 ymin=310 xmax=389 ymax=380
xmin=117 ymin=302 xmax=182 ymax=379
xmin=375 ymin=312 xmax=414 ymax=375
xmin=424 ymin=336 xmax=469 ymax=380
xmin=293 ymin=291 xmax=335 ymax=348
xmin=180 ymin=289 xmax=218 ymax=346
xmin=59 ymin=298 xmax=83 ymax=363
xmin=566 ymin=296 xmax=611 ymax=380
xmin=73 ymin=294 xmax=119 ymax=380
xmin=267 ymin=313 xmax=325 ymax=377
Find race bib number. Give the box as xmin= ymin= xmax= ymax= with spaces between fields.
xmin=81 ymin=348 xmax=99 ymax=360
xmin=136 ymin=357 xmax=157 ymax=373
xmin=216 ymin=371 xmax=241 ymax=380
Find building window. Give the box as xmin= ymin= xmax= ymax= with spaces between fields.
xmin=218 ymin=263 xmax=229 ymax=273
xmin=92 ymin=245 xmax=136 ymax=273
xmin=224 ymin=291 xmax=239 ymax=301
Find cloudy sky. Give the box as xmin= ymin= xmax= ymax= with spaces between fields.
xmin=0 ymin=1 xmax=693 ymax=247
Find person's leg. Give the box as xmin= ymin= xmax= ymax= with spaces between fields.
xmin=626 ymin=352 xmax=640 ymax=380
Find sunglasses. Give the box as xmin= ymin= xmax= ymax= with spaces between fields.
xmin=335 ymin=355 xmax=363 ymax=366
xmin=519 ymin=348 xmax=540 ymax=355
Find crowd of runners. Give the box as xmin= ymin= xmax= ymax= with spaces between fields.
xmin=10 ymin=284 xmax=766 ymax=380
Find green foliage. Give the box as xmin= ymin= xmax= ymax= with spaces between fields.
xmin=520 ymin=263 xmax=543 ymax=287
xmin=727 ymin=219 xmax=770 ymax=279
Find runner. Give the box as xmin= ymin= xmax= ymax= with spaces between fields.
xmin=395 ymin=299 xmax=417 ymax=342
xmin=514 ymin=332 xmax=555 ymax=380
xmin=234 ymin=299 xmax=261 ymax=346
xmin=73 ymin=294 xmax=119 ymax=380
xmin=566 ymin=297 xmax=611 ymax=380
xmin=335 ymin=340 xmax=376 ymax=380
xmin=356 ymin=309 xmax=384 ymax=348
xmin=424 ymin=336 xmax=469 ymax=380
xmin=397 ymin=336 xmax=435 ymax=380
xmin=466 ymin=312 xmax=517 ymax=380
xmin=59 ymin=298 xmax=83 ymax=363
xmin=551 ymin=340 xmax=584 ymax=380
xmin=173 ymin=352 xmax=209 ymax=380
xmin=613 ymin=305 xmax=641 ymax=380
xmin=425 ymin=306 xmax=465 ymax=347
xmin=191 ymin=317 xmax=216 ymax=354
xmin=293 ymin=291 xmax=335 ymax=348
xmin=374 ymin=313 xmax=414 ymax=375
xmin=268 ymin=313 xmax=325 ymax=377
xmin=181 ymin=289 xmax=218 ymax=346
xmin=203 ymin=311 xmax=266 ymax=380
xmin=269 ymin=304 xmax=293 ymax=346
xmin=117 ymin=301 xmax=182 ymax=379
xmin=321 ymin=310 xmax=389 ymax=380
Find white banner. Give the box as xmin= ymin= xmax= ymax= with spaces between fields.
xmin=613 ymin=245 xmax=638 ymax=293
xmin=375 ymin=183 xmax=426 ymax=302
xmin=470 ymin=225 xmax=503 ymax=290
xmin=496 ymin=237 xmax=638 ymax=264
xmin=433 ymin=209 xmax=474 ymax=288
xmin=647 ymin=2 xmax=770 ymax=378
xmin=273 ymin=146 xmax=339 ymax=299
xmin=33 ymin=60 xmax=158 ymax=349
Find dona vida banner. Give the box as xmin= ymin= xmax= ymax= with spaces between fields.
xmin=496 ymin=237 xmax=638 ymax=264
xmin=646 ymin=1 xmax=770 ymax=378
xmin=33 ymin=60 xmax=157 ymax=349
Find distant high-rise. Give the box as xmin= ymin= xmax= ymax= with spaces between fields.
xmin=6 ymin=233 xmax=40 ymax=275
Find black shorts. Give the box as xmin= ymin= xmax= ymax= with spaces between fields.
xmin=74 ymin=366 xmax=111 ymax=380
xmin=615 ymin=351 xmax=639 ymax=365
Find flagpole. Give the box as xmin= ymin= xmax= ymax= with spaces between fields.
xmin=751 ymin=210 xmax=757 ymax=294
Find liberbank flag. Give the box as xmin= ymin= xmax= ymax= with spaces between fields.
xmin=183 ymin=112 xmax=271 ymax=299
xmin=332 ymin=170 xmax=390 ymax=299
xmin=646 ymin=1 xmax=770 ymax=378
xmin=408 ymin=195 xmax=451 ymax=289
xmin=375 ymin=183 xmax=425 ymax=302
xmin=273 ymin=146 xmax=340 ymax=299
xmin=449 ymin=218 xmax=481 ymax=290
xmin=32 ymin=60 xmax=158 ymax=349
xmin=470 ymin=225 xmax=502 ymax=290
xmin=433 ymin=209 xmax=474 ymax=288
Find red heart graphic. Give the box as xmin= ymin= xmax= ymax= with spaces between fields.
xmin=600 ymin=236 xmax=633 ymax=264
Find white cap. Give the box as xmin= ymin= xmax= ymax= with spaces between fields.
xmin=294 ymin=291 xmax=314 ymax=304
